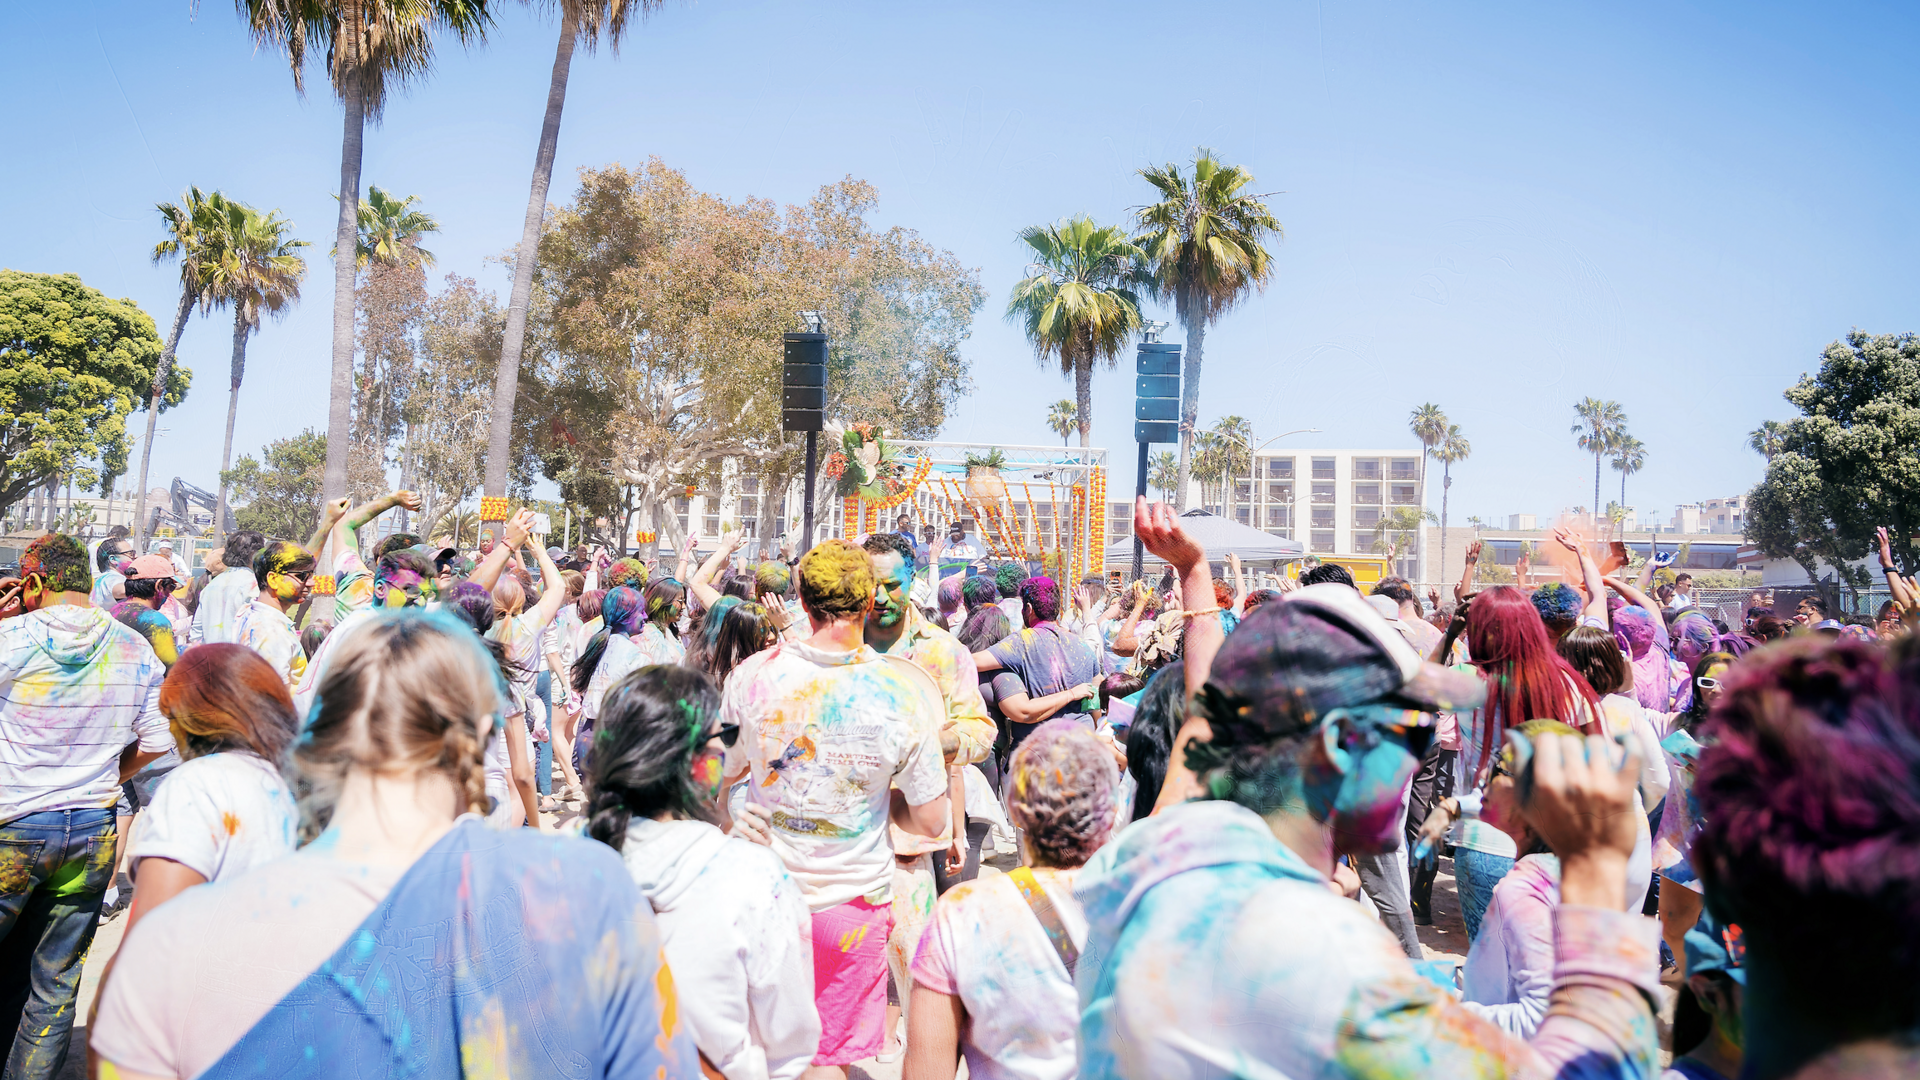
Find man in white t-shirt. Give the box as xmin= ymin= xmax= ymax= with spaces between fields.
xmin=719 ymin=539 xmax=950 ymax=1080
xmin=190 ymin=530 xmax=265 ymax=646
xmin=0 ymin=534 xmax=171 ymax=1077
xmin=233 ymin=540 xmax=317 ymax=688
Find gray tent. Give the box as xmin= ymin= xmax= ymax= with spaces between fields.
xmin=1105 ymin=508 xmax=1305 ymax=567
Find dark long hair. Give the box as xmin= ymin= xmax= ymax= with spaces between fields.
xmin=690 ymin=596 xmax=775 ymax=688
xmin=1125 ymin=659 xmax=1185 ymax=821
xmin=958 ymin=604 xmax=1012 ymax=653
xmin=1674 ymin=651 xmax=1735 ymax=734
xmin=586 ymin=666 xmax=721 ymax=848
xmin=572 ymin=585 xmax=646 ymax=694
xmin=644 ymin=578 xmax=685 ymax=636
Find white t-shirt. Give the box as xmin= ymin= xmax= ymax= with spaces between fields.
xmin=233 ymin=598 xmax=305 ymax=687
xmin=719 ymin=640 xmax=947 ymax=910
xmin=910 ymin=867 xmax=1086 ymax=1080
xmin=130 ymin=751 xmax=297 ymax=883
xmin=584 ymin=634 xmax=647 ymax=722
xmin=192 ymin=566 xmax=257 ymax=645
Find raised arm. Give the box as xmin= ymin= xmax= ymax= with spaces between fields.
xmin=527 ymin=540 xmax=567 ymax=627
xmin=336 ymin=490 xmax=420 ymax=560
xmin=1227 ymin=552 xmax=1248 ymax=612
xmin=1552 ymin=527 xmax=1608 ymax=626
xmin=1880 ymin=527 xmax=1917 ymax=612
xmin=1455 ymin=539 xmax=1482 ymax=603
xmin=1138 ymin=497 xmax=1223 ymax=815
xmin=689 ymin=531 xmax=743 ymax=610
xmin=1109 ymin=581 xmax=1153 ymax=657
xmin=1601 ymin=575 xmax=1663 ymax=630
xmin=1636 ymin=541 xmax=1662 ymax=592
xmin=307 ymin=497 xmax=351 ymax=573
xmin=470 ymin=510 xmax=536 ymax=593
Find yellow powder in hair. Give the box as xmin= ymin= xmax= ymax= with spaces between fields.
xmin=798 ymin=540 xmax=874 ymax=617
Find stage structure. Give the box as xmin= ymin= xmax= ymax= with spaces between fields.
xmin=833 ymin=438 xmax=1109 ymax=583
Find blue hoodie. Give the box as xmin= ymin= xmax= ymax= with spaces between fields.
xmin=1073 ymin=800 xmax=1660 ymax=1079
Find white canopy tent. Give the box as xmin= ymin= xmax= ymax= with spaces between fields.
xmin=1106 ymin=508 xmax=1305 ymax=568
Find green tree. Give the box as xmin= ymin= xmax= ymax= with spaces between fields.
xmin=1211 ymin=415 xmax=1253 ymax=521
xmin=408 ymin=274 xmax=502 ymax=541
xmin=348 ymin=187 xmax=439 ymax=515
xmin=1006 ymin=217 xmax=1146 ymax=448
xmin=136 ymin=186 xmax=226 ymax=546
xmin=236 ymin=0 xmax=491 ymax=508
xmin=206 ymin=197 xmax=309 ymax=545
xmin=1571 ymin=397 xmax=1626 ymax=520
xmin=0 ymin=271 xmax=179 ymax=522
xmin=349 ymin=186 xmax=439 ymax=269
xmin=1134 ymin=149 xmax=1281 ymax=510
xmin=1748 ymin=330 xmax=1920 ymax=582
xmin=221 ymin=428 xmax=327 ymax=542
xmin=1430 ymin=423 xmax=1470 ymax=582
xmin=1147 ymin=449 xmax=1178 ymax=502
xmin=1373 ymin=504 xmax=1437 ymax=566
xmin=1609 ymin=433 xmax=1646 ymax=521
xmin=1045 ymin=399 xmax=1077 ymax=446
xmin=1747 ymin=419 xmax=1787 ymax=462
xmin=484 ymin=0 xmax=660 ymax=539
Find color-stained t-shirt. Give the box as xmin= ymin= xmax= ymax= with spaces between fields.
xmin=719 ymin=639 xmax=947 ymax=911
xmin=192 ymin=567 xmax=258 ymax=646
xmin=987 ymin=622 xmax=1101 ymax=722
xmin=871 ymin=607 xmax=993 ymax=765
xmin=912 ymin=868 xmax=1085 ymax=1080
xmin=130 ymin=751 xmax=297 ymax=883
xmin=635 ymin=621 xmax=687 ymax=666
xmin=233 ymin=598 xmax=305 ymax=686
xmin=0 ymin=605 xmax=171 ymax=823
xmin=330 ymin=548 xmax=375 ymax=624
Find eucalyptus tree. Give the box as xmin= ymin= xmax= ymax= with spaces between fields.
xmin=135 ymin=187 xmax=226 ymax=546
xmin=1133 ymin=149 xmax=1282 ymax=509
xmin=236 ymin=0 xmax=491 ymax=505
xmin=1006 ymin=216 xmax=1146 ymax=448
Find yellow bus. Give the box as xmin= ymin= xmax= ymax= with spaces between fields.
xmin=1285 ymin=553 xmax=1392 ymax=591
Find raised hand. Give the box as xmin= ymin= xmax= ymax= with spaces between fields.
xmin=1879 ymin=526 xmax=1897 ymax=570
xmin=1134 ymin=497 xmax=1204 ymax=577
xmin=1551 ymin=526 xmax=1581 ymax=553
xmin=320 ymin=496 xmax=352 ymax=524
xmin=393 ymin=489 xmax=422 ymax=514
xmin=504 ymin=509 xmax=537 ymax=550
xmin=1518 ymin=731 xmax=1642 ymax=910
xmin=1465 ymin=539 xmax=1483 ymax=564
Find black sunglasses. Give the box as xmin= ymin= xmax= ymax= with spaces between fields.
xmin=713 ymin=723 xmax=740 ymax=748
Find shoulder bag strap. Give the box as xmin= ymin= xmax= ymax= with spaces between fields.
xmin=1008 ymin=866 xmax=1079 ymax=978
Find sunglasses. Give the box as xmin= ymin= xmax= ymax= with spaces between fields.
xmin=1696 ymin=676 xmax=1722 ymax=691
xmin=712 ymin=723 xmax=740 ymax=748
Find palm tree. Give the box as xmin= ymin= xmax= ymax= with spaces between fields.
xmin=206 ymin=198 xmax=309 ymax=546
xmin=237 ymin=0 xmax=491 ymax=507
xmin=1191 ymin=431 xmax=1230 ymax=513
xmin=1373 ymin=505 xmax=1438 ymax=568
xmin=1134 ymin=149 xmax=1282 ymax=511
xmin=1147 ymin=450 xmax=1178 ymax=502
xmin=1408 ymin=403 xmax=1448 ymax=579
xmin=1431 ymin=424 xmax=1470 ymax=585
xmin=349 ymin=186 xmax=439 ymax=269
xmin=1748 ymin=419 xmax=1787 ymax=462
xmin=135 ymin=187 xmax=226 ymax=547
xmin=1571 ymin=398 xmax=1626 ymax=521
xmin=1006 ymin=217 xmax=1146 ymax=448
xmin=1045 ymin=400 xmax=1077 ymax=447
xmin=1211 ymin=415 xmax=1253 ymax=522
xmin=1609 ymin=433 xmax=1646 ymax=522
xmin=483 ymin=0 xmax=659 ymax=535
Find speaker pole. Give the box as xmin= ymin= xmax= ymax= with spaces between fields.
xmin=804 ymin=428 xmax=818 ymax=557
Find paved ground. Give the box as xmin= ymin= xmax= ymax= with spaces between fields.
xmin=61 ymin=802 xmax=1473 ymax=1080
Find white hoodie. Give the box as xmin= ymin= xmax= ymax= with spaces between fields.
xmin=621 ymin=817 xmax=820 ymax=1080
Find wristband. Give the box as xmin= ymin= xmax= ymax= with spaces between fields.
xmin=1181 ymin=606 xmax=1222 ymax=618
xmin=1456 ymin=792 xmax=1484 ymax=819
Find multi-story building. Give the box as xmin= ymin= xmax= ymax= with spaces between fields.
xmin=1108 ymin=447 xmax=1428 ymax=581
xmin=1700 ymin=495 xmax=1746 ymax=534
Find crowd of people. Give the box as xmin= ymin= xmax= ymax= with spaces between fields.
xmin=0 ymin=491 xmax=1916 ymax=1080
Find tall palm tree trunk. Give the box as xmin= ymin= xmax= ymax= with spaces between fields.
xmin=1620 ymin=469 xmax=1627 ymax=517
xmin=323 ymin=78 xmax=367 ymax=505
xmin=215 ymin=307 xmax=248 ymax=548
xmin=483 ymin=5 xmax=580 ymax=532
xmin=1074 ymin=352 xmax=1093 ymax=449
xmin=1173 ymin=314 xmax=1205 ymax=511
xmin=134 ymin=288 xmax=197 ymax=548
xmin=1593 ymin=452 xmax=1602 ymax=521
xmin=1440 ymin=462 xmax=1452 ymax=593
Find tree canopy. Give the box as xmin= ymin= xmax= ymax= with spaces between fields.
xmin=1749 ymin=330 xmax=1920 ymax=582
xmin=0 ymin=270 xmax=183 ymax=517
xmin=221 ymin=428 xmax=327 ymax=542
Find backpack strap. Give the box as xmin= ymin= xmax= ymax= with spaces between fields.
xmin=1008 ymin=866 xmax=1078 ymax=978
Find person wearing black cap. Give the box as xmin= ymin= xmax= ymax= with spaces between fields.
xmin=1072 ymin=500 xmax=1659 ymax=1078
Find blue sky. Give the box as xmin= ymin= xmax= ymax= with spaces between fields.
xmin=5 ymin=0 xmax=1917 ymax=527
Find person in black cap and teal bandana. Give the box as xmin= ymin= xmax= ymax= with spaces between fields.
xmin=1667 ymin=912 xmax=1744 ymax=1080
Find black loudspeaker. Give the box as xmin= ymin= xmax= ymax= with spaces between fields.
xmin=782 ymin=333 xmax=826 ymax=432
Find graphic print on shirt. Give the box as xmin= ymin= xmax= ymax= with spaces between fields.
xmin=760 ymin=722 xmax=878 ymax=841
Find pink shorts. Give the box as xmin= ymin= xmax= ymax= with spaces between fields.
xmin=809 ymin=896 xmax=895 ymax=1065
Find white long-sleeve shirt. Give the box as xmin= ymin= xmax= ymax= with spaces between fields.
xmin=621 ymin=818 xmax=820 ymax=1080
xmin=191 ymin=567 xmax=258 ymax=646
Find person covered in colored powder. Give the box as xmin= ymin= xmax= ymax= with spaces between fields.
xmin=91 ymin=610 xmax=700 ymax=1080
xmin=1072 ymin=499 xmax=1660 ymax=1080
xmin=230 ymin=539 xmax=316 ymax=687
xmin=970 ymin=575 xmax=1103 ymax=756
xmin=717 ymin=539 xmax=951 ymax=1079
xmin=0 ymin=534 xmax=172 ymax=1078
xmin=188 ymin=530 xmax=265 ymax=647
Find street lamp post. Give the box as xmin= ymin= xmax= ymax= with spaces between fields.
xmin=1225 ymin=427 xmax=1320 ymax=533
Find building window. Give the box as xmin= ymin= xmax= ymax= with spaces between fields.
xmin=1310 ymin=482 xmax=1335 ymax=504
xmin=1353 ymin=506 xmax=1383 ymax=529
xmin=1354 ymin=531 xmax=1381 ymax=553
xmin=1389 ymin=482 xmax=1417 ymax=505
xmin=1234 ymin=481 xmax=1252 ymax=501
xmin=1310 ymin=530 xmax=1336 ymax=553
xmin=739 ymin=495 xmax=758 ymax=521
xmin=673 ymin=497 xmax=691 ymax=535
xmin=740 ymin=476 xmax=759 ymax=495
xmin=1390 ymin=458 xmax=1419 ymax=480
xmin=1268 ymin=481 xmax=1293 ymax=502
xmin=703 ymin=514 xmax=720 ymax=536
xmin=1311 ymin=506 xmax=1334 ymax=529
xmin=1312 ymin=457 xmax=1336 ymax=480
xmin=1236 ymin=506 xmax=1251 ymax=525
xmin=1353 ymin=482 xmax=1381 ymax=505
xmin=1353 ymin=458 xmax=1382 ymax=481
xmin=1267 ymin=457 xmax=1294 ymax=479
xmin=1266 ymin=505 xmax=1290 ymax=529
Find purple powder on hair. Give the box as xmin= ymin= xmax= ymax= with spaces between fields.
xmin=1614 ymin=605 xmax=1656 ymax=658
